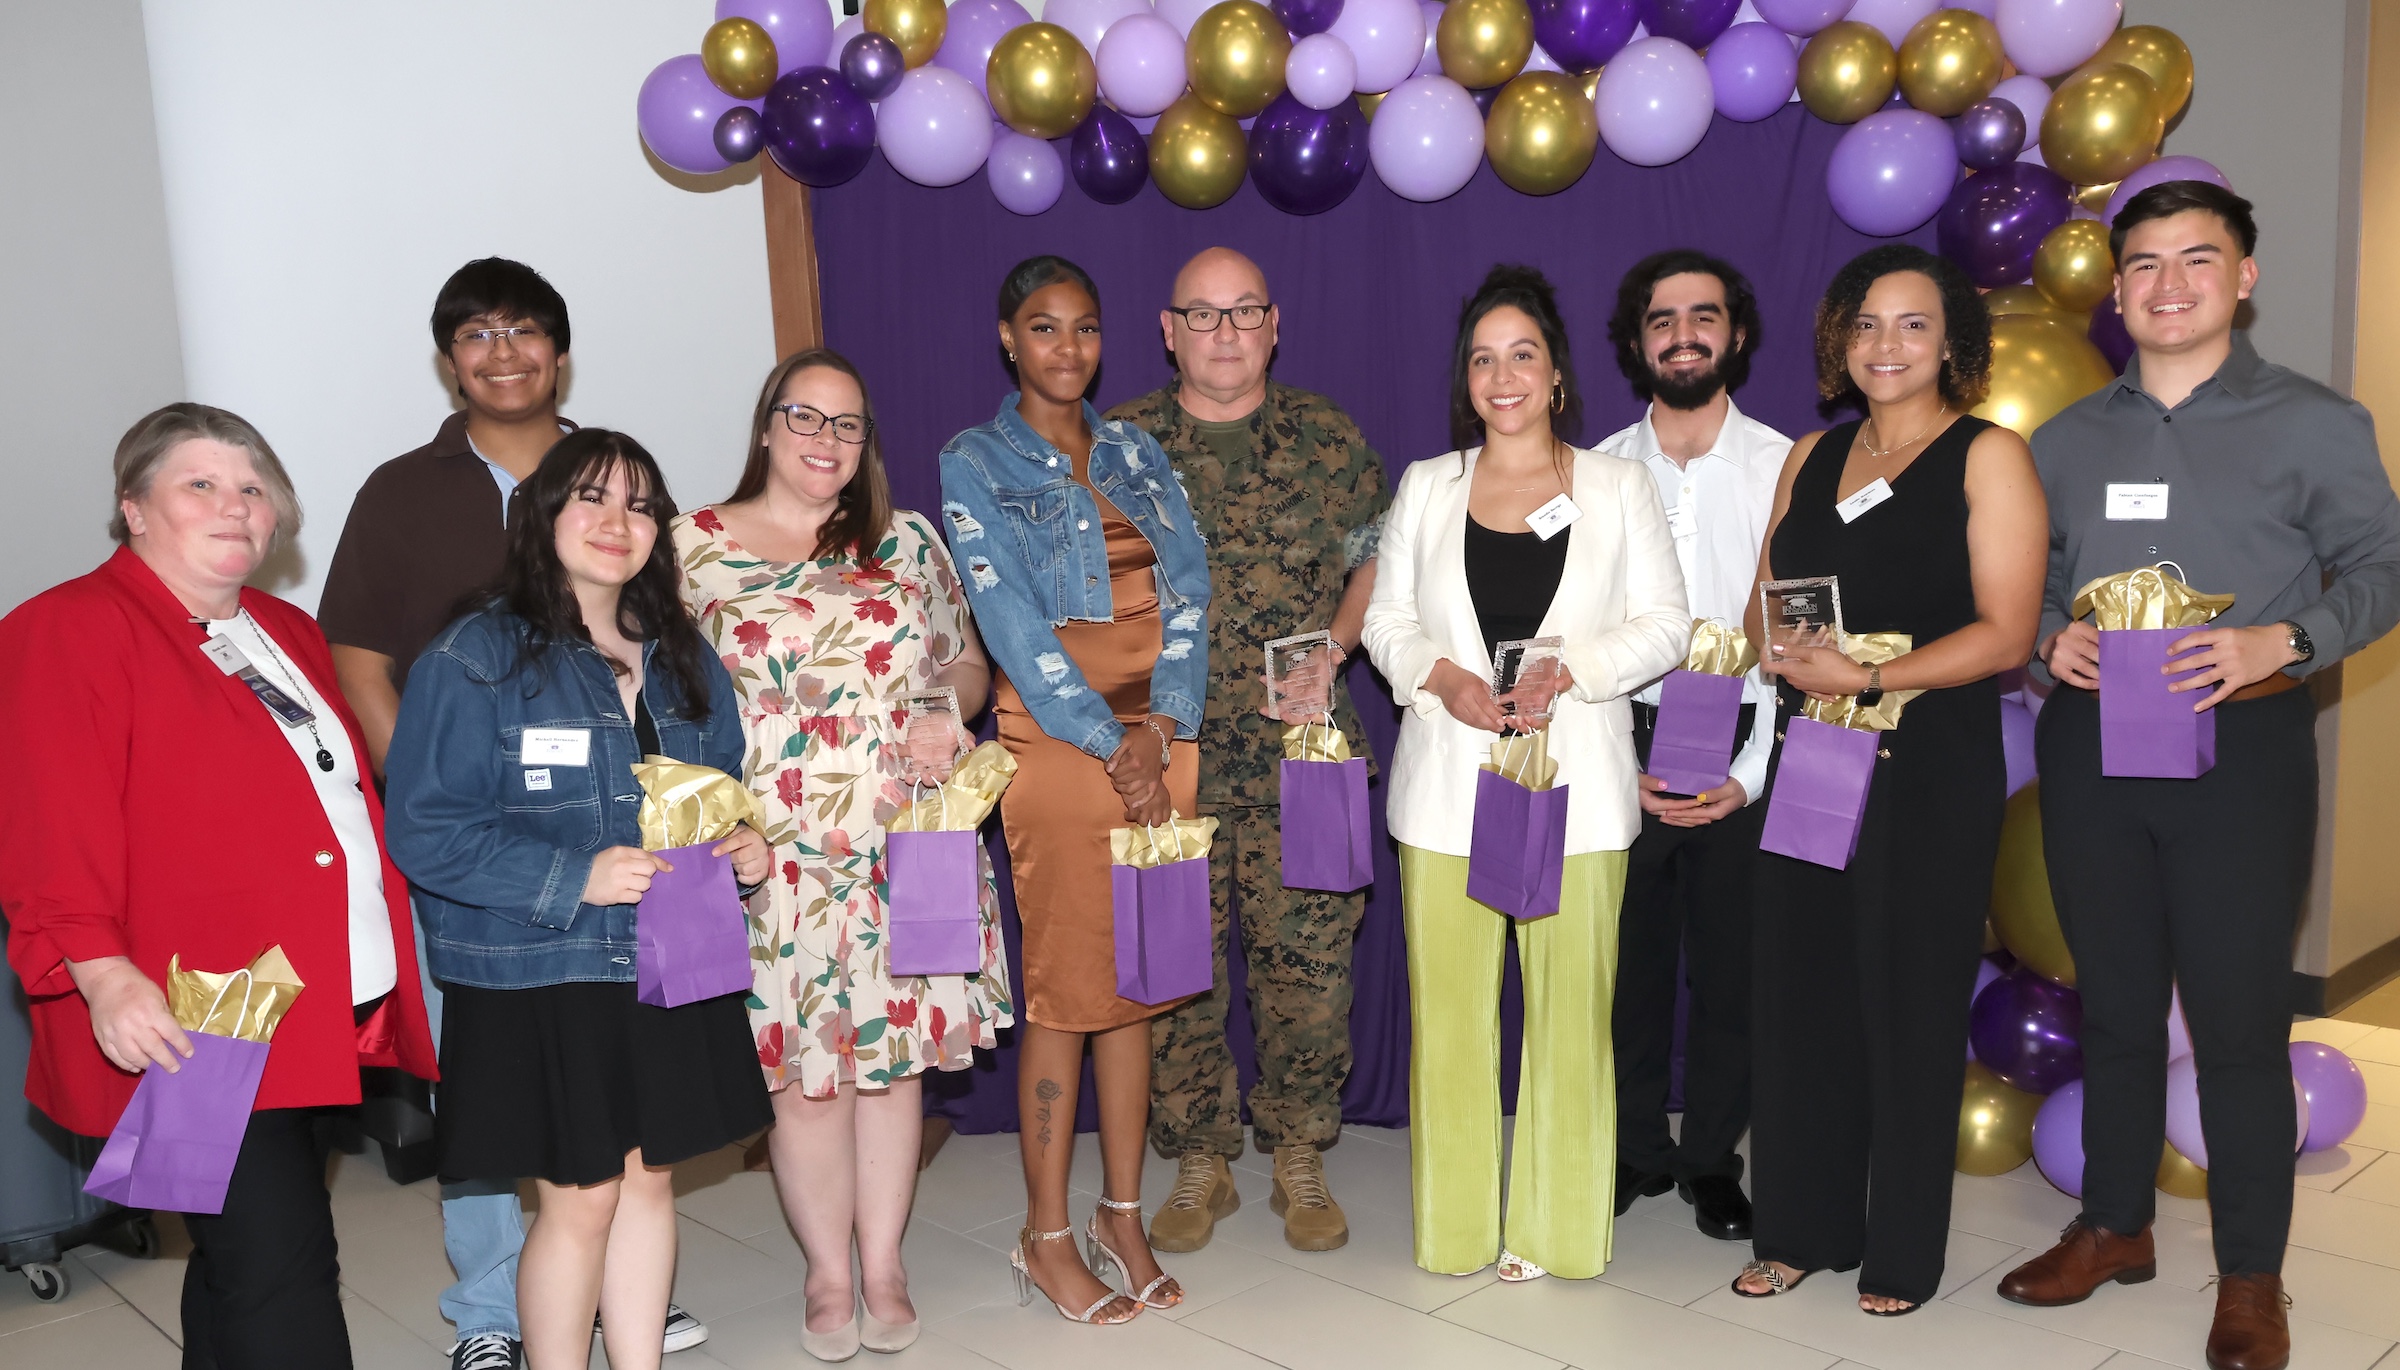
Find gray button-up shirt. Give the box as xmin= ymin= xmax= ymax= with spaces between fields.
xmin=2031 ymin=331 xmax=2400 ymax=680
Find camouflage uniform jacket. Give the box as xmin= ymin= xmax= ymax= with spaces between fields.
xmin=1106 ymin=381 xmax=1391 ymax=808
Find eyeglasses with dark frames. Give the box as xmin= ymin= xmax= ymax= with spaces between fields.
xmin=1167 ymin=304 xmax=1272 ymax=332
xmin=774 ymin=403 xmax=873 ymax=443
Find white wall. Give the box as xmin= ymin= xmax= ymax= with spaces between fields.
xmin=138 ymin=0 xmax=781 ymax=610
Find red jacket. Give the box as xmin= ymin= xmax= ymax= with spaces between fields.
xmin=0 ymin=548 xmax=437 ymax=1137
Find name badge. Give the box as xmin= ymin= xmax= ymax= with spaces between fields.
xmin=1664 ymin=502 xmax=1697 ymax=539
xmin=522 ymin=728 xmax=591 ymax=767
xmin=1525 ymin=493 xmax=1581 ymax=541
xmin=199 ymin=636 xmax=251 ymax=675
xmin=2106 ymin=483 xmax=2169 ymax=520
xmin=523 ymin=768 xmax=553 ymax=791
xmin=1834 ymin=478 xmax=1894 ymax=524
xmin=201 ymin=634 xmax=315 ymax=726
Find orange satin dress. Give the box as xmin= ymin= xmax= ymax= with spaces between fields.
xmin=994 ymin=466 xmax=1200 ymax=1032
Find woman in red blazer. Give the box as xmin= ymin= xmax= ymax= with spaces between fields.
xmin=0 ymin=404 xmax=436 ymax=1369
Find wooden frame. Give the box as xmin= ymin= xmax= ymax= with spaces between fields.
xmin=761 ymin=160 xmax=824 ymax=360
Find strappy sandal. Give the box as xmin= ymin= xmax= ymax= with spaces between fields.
xmin=1085 ymin=1198 xmax=1183 ymax=1309
xmin=1732 ymin=1260 xmax=1815 ymax=1297
xmin=1860 ymin=1295 xmax=1921 ymax=1316
xmin=1010 ymin=1225 xmax=1142 ymax=1324
xmin=1497 ymin=1250 xmax=1549 ymax=1282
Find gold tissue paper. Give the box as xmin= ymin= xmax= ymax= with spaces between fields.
xmin=632 ymin=755 xmax=764 ymax=851
xmin=1800 ymin=632 xmax=1923 ymax=732
xmin=1281 ymin=722 xmax=1353 ymax=763
xmin=1683 ymin=619 xmax=1759 ymax=677
xmin=1483 ymin=729 xmax=1559 ymax=789
xmin=1109 ymin=814 xmax=1220 ymax=868
xmin=889 ymin=740 xmax=1019 ymax=833
xmin=166 ymin=946 xmax=304 ymax=1042
xmin=2072 ymin=564 xmax=2235 ymax=631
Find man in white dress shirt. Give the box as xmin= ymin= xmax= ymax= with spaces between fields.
xmin=1599 ymin=251 xmax=1792 ymax=1242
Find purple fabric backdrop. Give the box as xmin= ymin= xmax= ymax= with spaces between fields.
xmin=817 ymin=104 xmax=1935 ymax=1134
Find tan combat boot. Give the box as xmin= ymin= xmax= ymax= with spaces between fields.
xmin=1150 ymin=1153 xmax=1239 ymax=1253
xmin=1271 ymin=1144 xmax=1348 ymax=1251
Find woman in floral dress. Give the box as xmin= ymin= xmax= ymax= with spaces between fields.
xmin=673 ymin=349 xmax=1010 ymax=1361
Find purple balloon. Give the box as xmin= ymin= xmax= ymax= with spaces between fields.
xmin=1987 ymin=72 xmax=2050 ymax=130
xmin=2001 ymin=697 xmax=2035 ymax=795
xmin=1996 ymin=0 xmax=2121 ymax=78
xmin=1635 ymin=0 xmax=1740 ymax=48
xmin=1955 ymin=98 xmax=2027 ymax=172
xmin=2103 ymin=156 xmax=2234 ymax=225
xmin=2168 ymin=1057 xmax=2310 ymax=1168
xmin=1155 ymin=0 xmax=1220 ymax=37
xmin=1948 ymin=0 xmax=1996 ymax=13
xmin=1071 ymin=105 xmax=1150 ymax=203
xmin=2165 ymin=984 xmax=2191 ymax=1062
xmin=2292 ymin=1041 xmax=2369 ymax=1153
xmin=843 ymin=32 xmax=908 ymax=101
xmin=932 ymin=0 xmax=1032 ymax=98
xmin=759 ymin=67 xmax=876 ymax=186
xmin=1368 ymin=74 xmax=1484 ymax=201
xmin=1331 ymin=0 xmax=1429 ymax=93
xmin=1288 ymin=33 xmax=1361 ymax=109
xmin=1842 ymin=0 xmax=1935 ymax=46
xmin=1827 ymin=109 xmax=1955 ymax=236
xmin=713 ymin=105 xmax=765 ymax=163
xmin=1969 ymin=956 xmax=2005 ymax=1061
xmin=1275 ymin=0 xmax=1348 ymax=38
xmin=1970 ymin=968 xmax=2084 ymax=1095
xmin=1097 ymin=13 xmax=1189 ymax=116
xmin=831 ymin=14 xmax=866 ymax=56
xmin=718 ymin=0 xmax=835 ymax=74
xmin=1411 ymin=0 xmax=1448 ymax=77
xmin=639 ymin=54 xmax=754 ymax=174
xmin=1249 ymin=90 xmax=1372 ymax=214
xmin=1532 ymin=0 xmax=1640 ymax=72
xmin=1751 ymin=0 xmax=1853 ymax=34
xmin=1044 ymin=0 xmax=1151 ymax=57
xmin=1936 ymin=161 xmax=2071 ymax=287
xmin=1595 ymin=37 xmax=1717 ymax=167
xmin=2032 ymin=1080 xmax=2087 ymax=1195
xmin=877 ymin=66 xmax=996 ymax=187
xmin=2088 ymin=301 xmax=2133 ymax=373
xmin=1707 ymin=21 xmax=1798 ymax=121
xmin=988 ymin=130 xmax=1067 ymax=213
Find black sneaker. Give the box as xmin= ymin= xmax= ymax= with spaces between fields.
xmin=451 ymin=1332 xmax=522 ymax=1370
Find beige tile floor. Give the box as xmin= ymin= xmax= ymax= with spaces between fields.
xmin=8 ymin=1017 xmax=2400 ymax=1369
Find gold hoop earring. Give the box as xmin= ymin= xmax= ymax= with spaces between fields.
xmin=1551 ymin=384 xmax=1565 ymax=414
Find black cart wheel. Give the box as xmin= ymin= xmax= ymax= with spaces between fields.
xmin=25 ymin=1261 xmax=67 ymax=1302
xmin=125 ymin=1215 xmax=161 ymax=1259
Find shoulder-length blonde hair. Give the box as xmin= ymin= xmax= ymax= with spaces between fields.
xmin=109 ymin=403 xmax=303 ymax=553
xmin=731 ymin=349 xmax=892 ymax=563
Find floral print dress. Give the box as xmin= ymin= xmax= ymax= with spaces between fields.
xmin=673 ymin=507 xmax=1012 ymax=1097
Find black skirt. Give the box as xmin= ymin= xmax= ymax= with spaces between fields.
xmin=436 ymin=980 xmax=771 ymax=1187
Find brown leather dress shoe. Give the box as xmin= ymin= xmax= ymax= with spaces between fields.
xmin=1997 ymin=1220 xmax=2157 ymax=1306
xmin=2206 ymin=1274 xmax=2291 ymax=1370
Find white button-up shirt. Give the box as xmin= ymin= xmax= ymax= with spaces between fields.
xmin=1600 ymin=399 xmax=1793 ymax=806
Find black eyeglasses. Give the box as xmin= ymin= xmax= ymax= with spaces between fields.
xmin=1167 ymin=304 xmax=1272 ymax=332
xmin=774 ymin=404 xmax=873 ymax=443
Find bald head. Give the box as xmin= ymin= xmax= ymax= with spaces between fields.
xmin=1163 ymin=246 xmax=1278 ymax=420
xmin=1172 ymin=247 xmax=1270 ymax=308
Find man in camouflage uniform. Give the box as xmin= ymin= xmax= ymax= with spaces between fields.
xmin=1106 ymin=247 xmax=1388 ymax=1253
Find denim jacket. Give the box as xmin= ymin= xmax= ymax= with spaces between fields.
xmin=383 ymin=609 xmax=748 ymax=990
xmin=938 ymin=395 xmax=1212 ymax=759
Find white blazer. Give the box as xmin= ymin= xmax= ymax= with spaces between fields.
xmin=1363 ymin=446 xmax=1691 ymax=857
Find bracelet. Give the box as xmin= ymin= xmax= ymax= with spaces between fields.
xmin=1144 ymin=718 xmax=1172 ymax=767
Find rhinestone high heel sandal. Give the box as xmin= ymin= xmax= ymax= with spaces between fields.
xmin=1010 ymin=1225 xmax=1142 ymax=1324
xmin=1084 ymin=1197 xmax=1183 ymax=1309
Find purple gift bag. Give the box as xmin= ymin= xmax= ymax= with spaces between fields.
xmin=1111 ymin=854 xmax=1213 ymax=1004
xmin=1466 ymin=768 xmax=1570 ymax=919
xmin=1759 ymin=716 xmax=1879 ymax=869
xmin=1649 ymin=669 xmax=1746 ymax=796
xmin=886 ymin=829 xmax=983 ymax=975
xmin=636 ymin=841 xmax=754 ymax=1007
xmin=1280 ymin=757 xmax=1372 ymax=892
xmin=2098 ymin=628 xmax=2218 ymax=779
xmin=85 ymin=1031 xmax=269 ymax=1215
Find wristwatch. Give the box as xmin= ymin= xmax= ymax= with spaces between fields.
xmin=2283 ymin=620 xmax=2315 ymax=665
xmin=1855 ymin=661 xmax=1885 ymax=709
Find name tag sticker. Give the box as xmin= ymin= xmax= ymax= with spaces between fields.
xmin=1525 ymin=494 xmax=1581 ymax=541
xmin=199 ymin=636 xmax=251 ymax=675
xmin=1665 ymin=502 xmax=1697 ymax=539
xmin=2106 ymin=483 xmax=2170 ymax=520
xmin=1835 ymin=478 xmax=1894 ymax=524
xmin=522 ymin=728 xmax=591 ymax=767
xmin=523 ymin=768 xmax=552 ymax=792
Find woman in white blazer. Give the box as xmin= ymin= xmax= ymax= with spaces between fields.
xmin=1363 ymin=266 xmax=1689 ymax=1282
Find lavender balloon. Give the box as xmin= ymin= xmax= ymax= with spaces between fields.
xmin=1995 ymin=0 xmax=2121 ymax=78
xmin=1955 ymin=98 xmax=2026 ymax=171
xmin=1249 ymin=90 xmax=1372 ymax=214
xmin=988 ymin=131 xmax=1067 ymax=213
xmin=1751 ymin=0 xmax=1853 ymax=34
xmin=1097 ymin=13 xmax=1190 ymax=117
xmin=2167 ymin=1058 xmax=2311 ymax=1168
xmin=877 ymin=67 xmax=996 ymax=186
xmin=2088 ymin=301 xmax=2133 ymax=373
xmin=2001 ymin=697 xmax=2035 ymax=795
xmin=932 ymin=0 xmax=1032 ymax=98
xmin=1969 ymin=967 xmax=2084 ymax=1095
xmin=1411 ymin=0 xmax=1448 ymax=77
xmin=1330 ymin=0 xmax=1429 ymax=93
xmin=1071 ymin=105 xmax=1150 ymax=202
xmin=1936 ymin=161 xmax=2071 ymax=288
xmin=1841 ymin=0 xmax=1935 ymax=45
xmin=1275 ymin=0 xmax=1349 ymax=38
xmin=1367 ymin=74 xmax=1484 ymax=201
xmin=2292 ymin=1042 xmax=2369 ymax=1153
xmin=2031 ymin=1080 xmax=2086 ymax=1195
xmin=1635 ymin=0 xmax=1741 ymax=48
xmin=1156 ymin=0 xmax=1221 ymax=37
xmin=843 ymin=32 xmax=908 ymax=101
xmin=1987 ymin=72 xmax=2050 ymax=132
xmin=639 ymin=54 xmax=753 ymax=174
xmin=1044 ymin=0 xmax=1152 ymax=58
xmin=1594 ymin=36 xmax=1716 ymax=167
xmin=713 ymin=105 xmax=765 ymax=163
xmin=1288 ymin=33 xmax=1361 ymax=109
xmin=718 ymin=0 xmax=835 ymax=74
xmin=1706 ymin=21 xmax=1798 ymax=121
xmin=1826 ymin=109 xmax=1955 ymax=236
xmin=2103 ymin=156 xmax=2233 ymax=224
xmin=1532 ymin=0 xmax=1640 ymax=72
xmin=2165 ymin=984 xmax=2192 ymax=1062
xmin=759 ymin=67 xmax=876 ymax=186
xmin=831 ymin=14 xmax=866 ymax=56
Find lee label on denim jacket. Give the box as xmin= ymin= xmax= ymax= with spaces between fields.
xmin=522 ymin=727 xmax=590 ymax=766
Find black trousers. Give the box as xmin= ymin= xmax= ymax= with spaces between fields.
xmin=178 ymin=1107 xmax=352 ymax=1370
xmin=2037 ymin=684 xmax=2315 ymax=1275
xmin=1615 ymin=703 xmax=1759 ymax=1182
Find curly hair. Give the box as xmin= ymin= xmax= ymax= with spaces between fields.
xmin=1449 ymin=263 xmax=1583 ymax=453
xmin=1811 ymin=244 xmax=1991 ymax=417
xmin=1605 ymin=249 xmax=1762 ymax=400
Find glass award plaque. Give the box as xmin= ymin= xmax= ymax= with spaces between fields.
xmin=1490 ymin=635 xmax=1566 ymax=729
xmin=896 ymin=687 xmax=963 ymax=780
xmin=1759 ymin=576 xmax=1843 ymax=658
xmin=1265 ymin=631 xmax=1338 ymax=723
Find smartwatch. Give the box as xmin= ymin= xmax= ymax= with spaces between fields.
xmin=1855 ymin=661 xmax=1885 ymax=710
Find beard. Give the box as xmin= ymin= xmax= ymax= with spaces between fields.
xmin=1648 ymin=345 xmax=1727 ymax=411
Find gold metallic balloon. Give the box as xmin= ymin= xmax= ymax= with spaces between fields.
xmin=1797 ymin=21 xmax=1898 ymax=125
xmin=2034 ymin=219 xmax=2115 ymax=314
xmin=1579 ymin=68 xmax=1601 ymax=102
xmin=1958 ymin=1062 xmax=2041 ymax=1176
xmin=2074 ymin=180 xmax=2119 ymax=214
xmin=1897 ymin=9 xmax=2003 ymax=117
xmin=2040 ymin=63 xmax=2165 ymax=187
xmin=1187 ymin=0 xmax=1292 ymax=119
xmin=2089 ymin=25 xmax=2194 ymax=122
xmin=1484 ymin=72 xmax=1599 ymax=196
xmin=987 ymin=23 xmax=1099 ymax=139
xmin=702 ymin=17 xmax=780 ymax=100
xmin=1149 ymin=94 xmax=1248 ymax=208
xmin=1357 ymin=91 xmax=1387 ymax=121
xmin=1974 ymin=316 xmax=2117 ymax=443
xmin=1987 ymin=782 xmax=2077 ymax=985
xmin=1983 ymin=283 xmax=2074 ymax=323
xmin=864 ymin=0 xmax=947 ymax=69
xmin=2157 ymin=1142 xmax=2210 ymax=1200
xmin=1437 ymin=0 xmax=1536 ymax=93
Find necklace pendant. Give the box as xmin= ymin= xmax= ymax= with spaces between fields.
xmin=315 ymin=748 xmax=336 ymax=773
